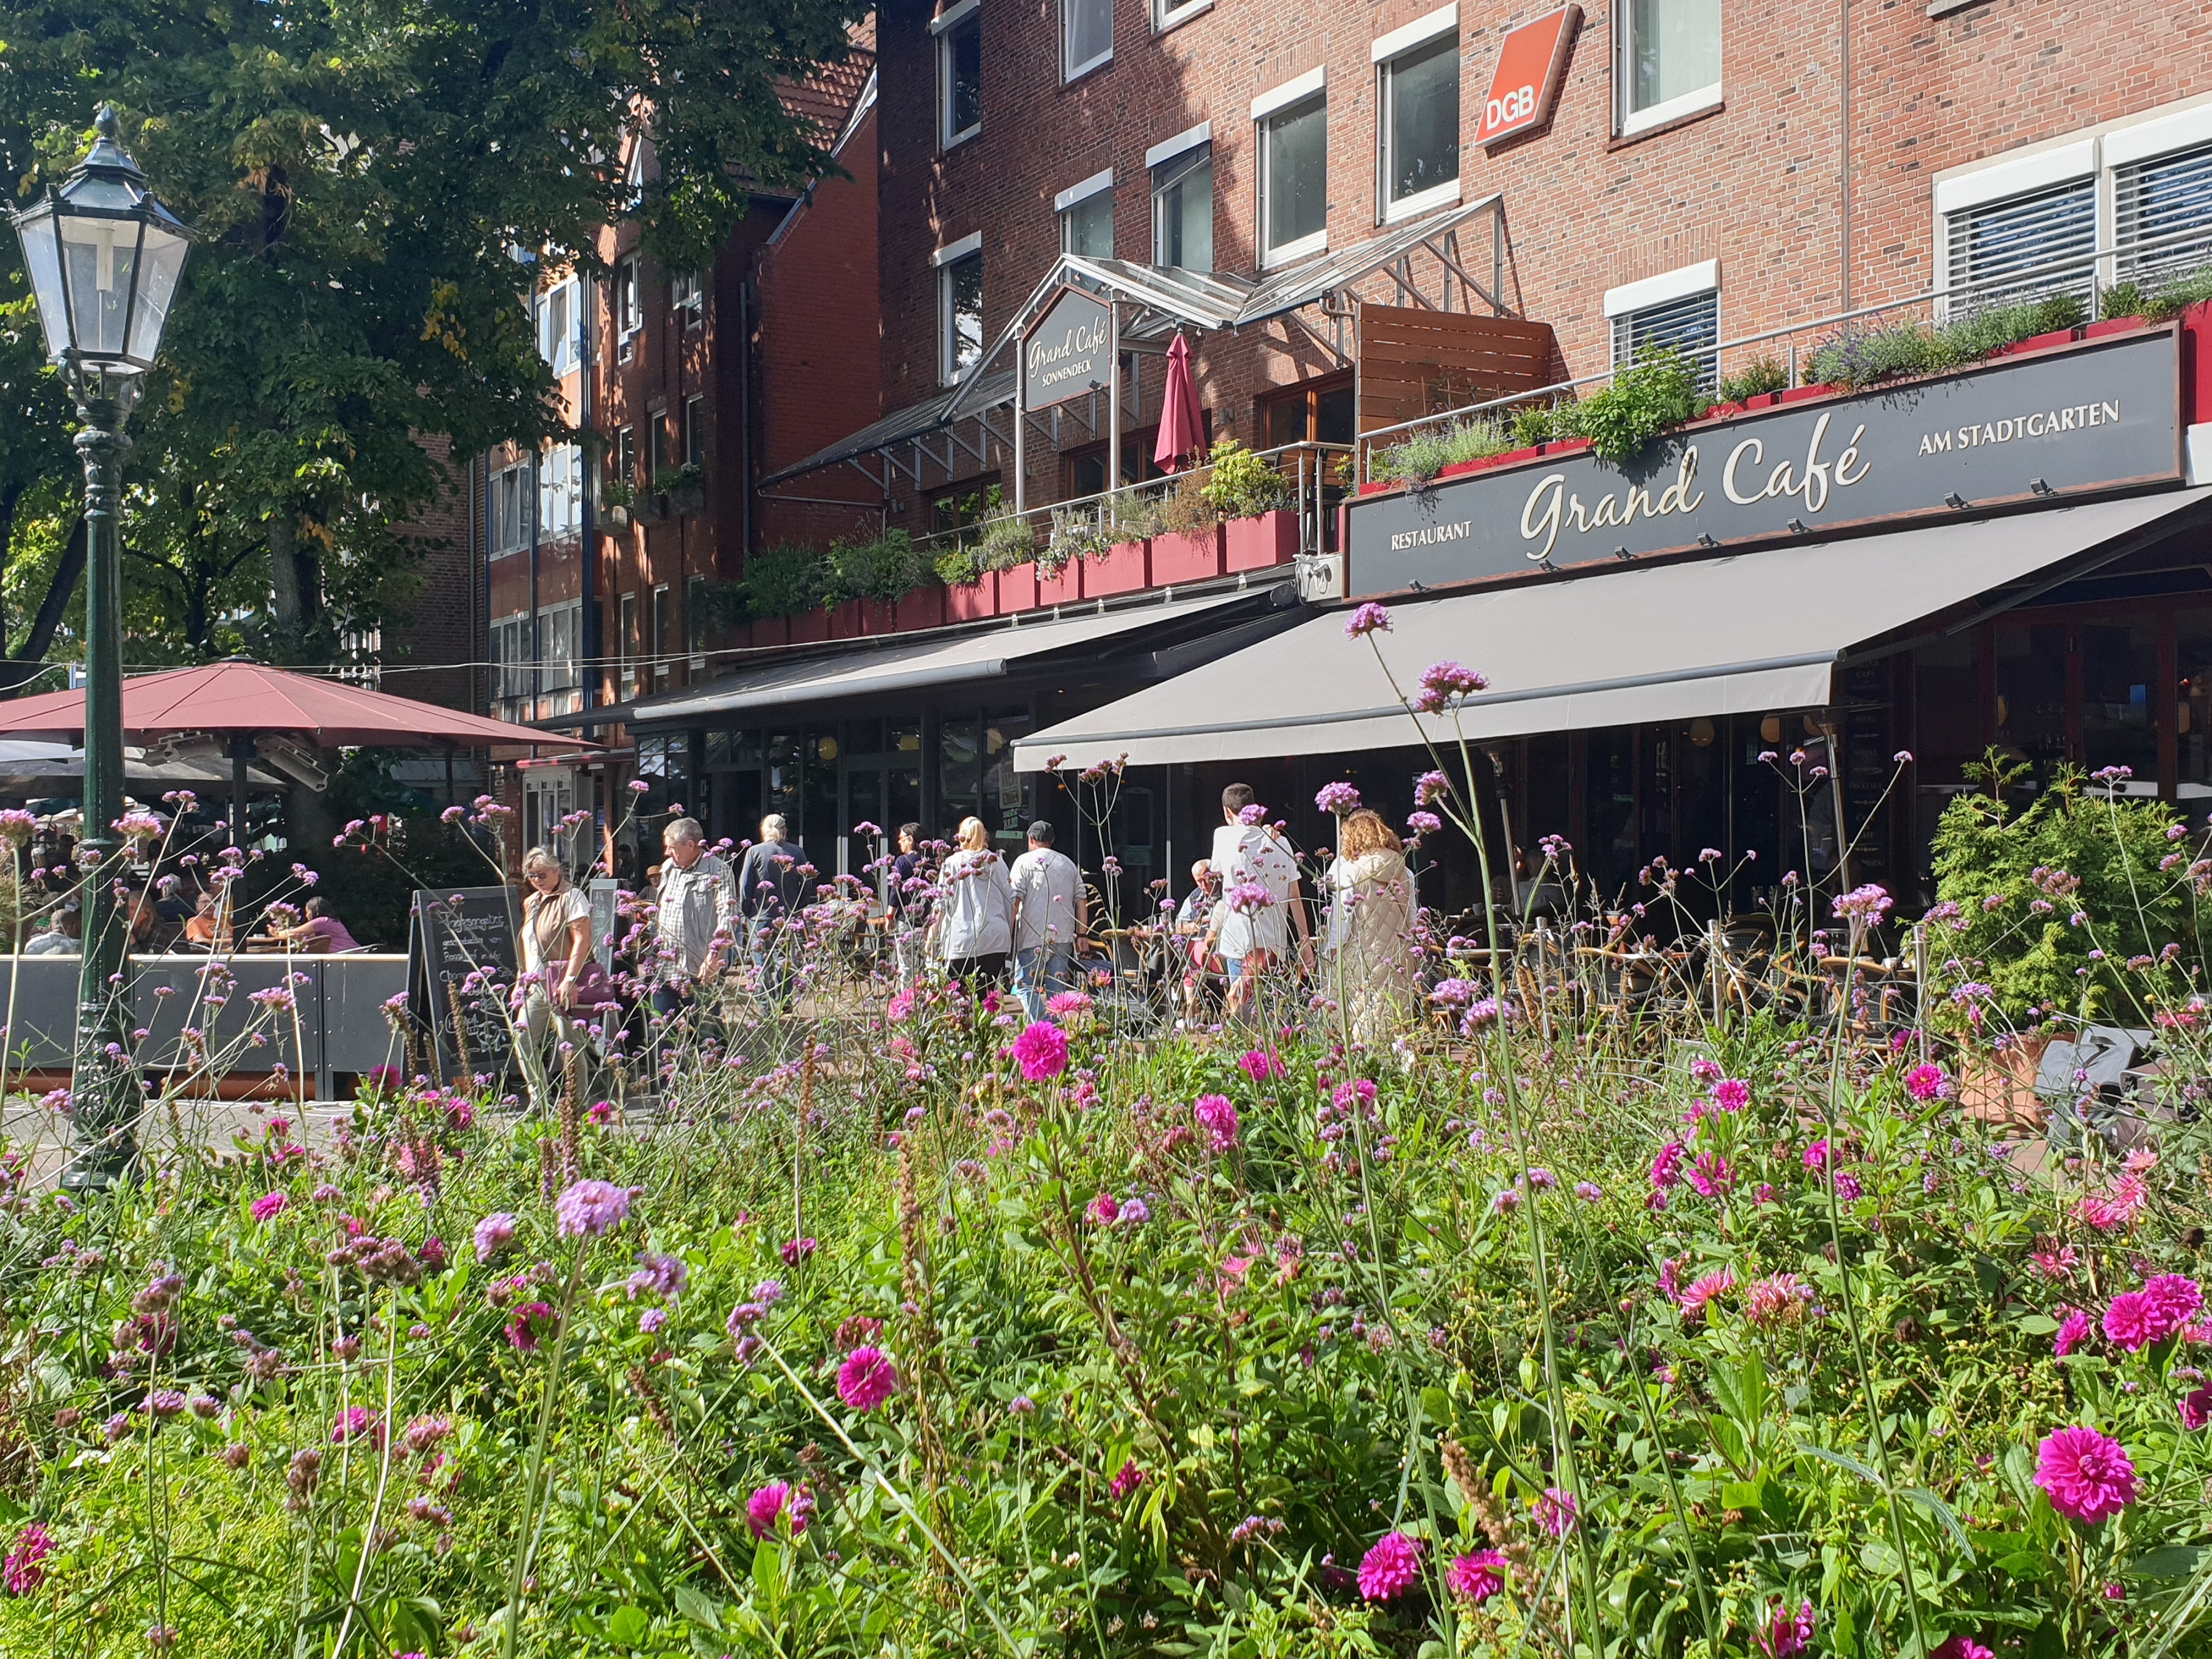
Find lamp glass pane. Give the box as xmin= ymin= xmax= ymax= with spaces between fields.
xmin=59 ymin=214 xmax=139 ymax=358
xmin=127 ymin=222 xmax=188 ymax=363
xmin=14 ymin=208 xmax=71 ymax=358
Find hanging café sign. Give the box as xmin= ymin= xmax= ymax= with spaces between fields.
xmin=1346 ymin=326 xmax=2185 ymax=600
xmin=1023 ymin=286 xmax=1114 ymax=413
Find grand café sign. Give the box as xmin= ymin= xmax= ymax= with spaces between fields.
xmin=1348 ymin=327 xmax=2185 ymax=599
xmin=1023 ymin=286 xmax=1113 ymax=413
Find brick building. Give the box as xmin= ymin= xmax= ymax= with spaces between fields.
xmin=549 ymin=0 xmax=2212 ymax=916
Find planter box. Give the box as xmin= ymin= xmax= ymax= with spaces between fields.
xmin=997 ymin=563 xmax=1039 ymax=613
xmin=1150 ymin=526 xmax=1223 ymax=583
xmin=2083 ymin=316 xmax=2147 ymax=339
xmin=894 ymin=586 xmax=946 ymax=631
xmin=1777 ymin=384 xmax=1837 ymax=405
xmin=1960 ymin=1036 xmax=2049 ymax=1131
xmin=1225 ymin=509 xmax=1299 ymax=571
xmin=632 ymin=492 xmax=667 ymax=526
xmin=1537 ymin=438 xmax=1593 ymax=457
xmin=945 ymin=575 xmax=997 ymax=622
xmin=602 ymin=503 xmax=633 ymax=531
xmin=749 ymin=617 xmax=788 ymax=648
xmin=1084 ymin=539 xmax=1150 ymax=597
xmin=668 ymin=484 xmax=707 ymax=517
xmin=1037 ymin=561 xmax=1082 ymax=606
xmin=787 ymin=608 xmax=830 ymax=645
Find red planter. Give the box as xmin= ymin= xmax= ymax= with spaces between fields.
xmin=1037 ymin=561 xmax=1083 ymax=606
xmin=894 ymin=586 xmax=946 ymax=631
xmin=749 ymin=617 xmax=788 ymax=648
xmin=2083 ymin=316 xmax=2147 ymax=339
xmin=856 ymin=597 xmax=897 ymax=635
xmin=945 ymin=575 xmax=997 ymax=622
xmin=997 ymin=563 xmax=1039 ymax=613
xmin=1150 ymin=526 xmax=1223 ymax=582
xmin=1224 ymin=509 xmax=1300 ymax=572
xmin=1083 ymin=540 xmax=1150 ymax=597
xmin=787 ymin=609 xmax=829 ymax=644
xmin=1778 ymin=383 xmax=1837 ymax=404
xmin=826 ymin=600 xmax=864 ymax=639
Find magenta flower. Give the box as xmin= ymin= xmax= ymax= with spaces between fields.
xmin=2035 ymin=1425 xmax=2137 ymax=1522
xmin=2182 ymin=1386 xmax=2212 ymax=1431
xmin=837 ymin=1346 xmax=899 ymax=1412
xmin=1237 ymin=1048 xmax=1282 ymax=1082
xmin=1414 ymin=660 xmax=1489 ymax=713
xmin=1357 ymin=1530 xmax=1423 ymax=1600
xmin=1343 ymin=602 xmax=1392 ymax=639
xmin=2143 ymin=1273 xmax=2203 ymax=1334
xmin=1531 ymin=1486 xmax=1579 ymax=1536
xmin=1743 ymin=1273 xmax=1813 ymax=1327
xmin=251 ymin=1192 xmax=288 ymax=1223
xmin=1087 ymin=1193 xmax=1122 ymax=1225
xmin=1193 ymin=1093 xmax=1240 ymax=1153
xmin=1011 ymin=1020 xmax=1070 ymax=1081
xmin=473 ymin=1212 xmax=517 ymax=1265
xmin=2054 ymin=1308 xmax=2093 ymax=1357
xmin=553 ymin=1179 xmax=631 ymax=1238
xmin=1315 ymin=781 xmax=1362 ymax=815
xmin=1679 ymin=1267 xmax=1735 ymax=1321
xmin=1108 ymin=1459 xmax=1146 ymax=1500
xmin=1831 ymin=882 xmax=1893 ymax=923
xmin=1686 ymin=1151 xmax=1735 ymax=1196
xmin=1904 ymin=1062 xmax=1951 ymax=1101
xmin=1802 ymin=1139 xmax=1830 ymax=1170
xmin=1932 ymin=1639 xmax=1994 ymax=1659
xmin=780 ymin=1237 xmax=818 ymax=1268
xmin=329 ymin=1407 xmax=382 ymax=1447
xmin=1754 ymin=1597 xmax=1815 ymax=1658
xmin=1650 ymin=1140 xmax=1686 ymax=1190
xmin=1712 ymin=1077 xmax=1752 ymax=1112
xmin=2104 ymin=1291 xmax=2159 ymax=1352
xmin=1446 ymin=1547 xmax=1506 ymax=1603
xmin=505 ymin=1301 xmax=557 ymax=1352
xmin=4 ymin=1522 xmax=53 ymax=1594
xmin=746 ymin=1480 xmax=813 ymax=1538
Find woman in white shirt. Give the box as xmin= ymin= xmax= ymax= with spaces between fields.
xmin=519 ymin=848 xmax=594 ymax=1062
xmin=929 ymin=817 xmax=1014 ymax=987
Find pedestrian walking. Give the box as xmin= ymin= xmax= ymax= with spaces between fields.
xmin=650 ymin=816 xmax=736 ymax=1026
xmin=1204 ymin=783 xmax=1312 ymax=1025
xmin=930 ymin=816 xmax=1013 ymax=988
xmin=735 ymin=813 xmax=811 ymax=1007
xmin=1319 ymin=809 xmax=1417 ymax=1044
xmin=1009 ymin=819 xmax=1085 ymax=1019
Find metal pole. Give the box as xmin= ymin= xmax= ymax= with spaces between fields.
xmin=1013 ymin=340 xmax=1026 ymax=516
xmin=62 ymin=377 xmax=139 ymax=1190
xmin=230 ymin=734 xmax=252 ymax=851
xmin=1107 ymin=302 xmax=1121 ymax=523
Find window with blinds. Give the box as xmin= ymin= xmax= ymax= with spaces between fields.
xmin=1610 ymin=289 xmax=1718 ymax=389
xmin=2114 ymin=140 xmax=2212 ymax=284
xmin=1943 ymin=177 xmax=2096 ymax=313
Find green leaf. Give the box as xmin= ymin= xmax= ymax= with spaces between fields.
xmin=607 ymin=1604 xmax=650 ymax=1646
xmin=2129 ymin=1546 xmax=2204 ymax=1581
xmin=673 ymin=1585 xmax=725 ymax=1632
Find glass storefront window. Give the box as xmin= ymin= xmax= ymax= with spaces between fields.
xmin=1585 ymin=730 xmax=1637 ymax=895
xmin=804 ymin=730 xmax=840 ymax=859
xmin=2080 ymin=617 xmax=2160 ymax=786
xmin=2179 ymin=608 xmax=2212 ymax=801
xmin=984 ymin=712 xmax=1031 ymax=846
xmin=1994 ymin=623 xmax=2069 ymax=781
xmin=766 ymin=731 xmax=801 ymax=831
xmin=939 ymin=717 xmax=981 ymax=839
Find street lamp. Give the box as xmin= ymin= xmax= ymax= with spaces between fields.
xmin=11 ymin=105 xmax=192 ymax=1190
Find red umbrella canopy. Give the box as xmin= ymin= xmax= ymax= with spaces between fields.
xmin=0 ymin=661 xmax=586 ymax=749
xmin=1153 ymin=332 xmax=1207 ymax=474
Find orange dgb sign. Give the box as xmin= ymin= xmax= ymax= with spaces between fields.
xmin=1474 ymin=5 xmax=1581 ymax=148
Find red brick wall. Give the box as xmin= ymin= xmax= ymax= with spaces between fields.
xmin=386 ymin=433 xmax=481 ymax=714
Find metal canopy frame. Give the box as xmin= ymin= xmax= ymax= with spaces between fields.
xmin=755 ymin=194 xmax=1511 ymax=499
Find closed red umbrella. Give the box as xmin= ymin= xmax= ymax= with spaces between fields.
xmin=1153 ymin=332 xmax=1207 ymax=474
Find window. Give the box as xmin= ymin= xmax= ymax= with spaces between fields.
xmin=619 ymin=592 xmax=639 ymax=702
xmin=614 ymin=255 xmax=641 ymax=360
xmin=1378 ymin=27 xmax=1459 ymax=220
xmin=1150 ymin=133 xmax=1212 ymax=271
xmin=2114 ymin=140 xmax=2212 ymax=285
xmin=1618 ymin=0 xmax=1721 ymax=137
xmin=488 ymin=463 xmax=529 ymax=555
xmin=1258 ymin=377 xmax=1354 ymax=448
xmin=686 ymin=573 xmax=709 ymax=665
xmin=1062 ymin=0 xmax=1111 ymax=80
xmin=683 ymin=396 xmax=706 ymax=467
xmin=652 ymin=585 xmax=671 ymax=689
xmin=1058 ymin=169 xmax=1114 ymax=257
xmin=1153 ymin=0 xmax=1209 ymax=27
xmin=936 ymin=1 xmax=982 ymax=148
xmin=935 ymin=236 xmax=984 ymax=385
xmin=538 ymin=279 xmax=579 ymax=375
xmin=613 ymin=425 xmax=636 ymax=489
xmin=671 ymin=269 xmax=703 ymax=324
xmin=1255 ymin=75 xmax=1328 ymax=267
xmin=538 ymin=442 xmax=583 ymax=538
xmin=1945 ymin=178 xmax=2097 ymax=313
xmin=1604 ymin=263 xmax=1719 ymax=390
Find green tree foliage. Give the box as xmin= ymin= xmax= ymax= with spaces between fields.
xmin=0 ymin=0 xmax=866 ymax=670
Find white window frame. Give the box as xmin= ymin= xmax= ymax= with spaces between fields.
xmin=671 ymin=269 xmax=703 ymax=326
xmin=1057 ymin=168 xmax=1115 ymax=255
xmin=1151 ymin=0 xmax=1209 ymax=29
xmin=1374 ymin=7 xmax=1462 ymax=224
xmin=538 ymin=278 xmax=579 ymax=376
xmin=652 ymin=584 xmax=672 ymax=688
xmin=1603 ymin=260 xmax=1719 ymax=387
xmin=1253 ymin=69 xmax=1329 ymax=269
xmin=683 ymin=394 xmax=706 ymax=467
xmin=934 ymin=233 xmax=984 ymax=386
xmin=1615 ymin=0 xmax=1723 ymax=139
xmin=1062 ymin=0 xmax=1112 ymax=82
xmin=537 ymin=442 xmax=584 ymax=539
xmin=488 ymin=462 xmax=530 ymax=556
xmin=614 ymin=254 xmax=642 ymax=362
xmin=934 ymin=0 xmax=983 ymax=150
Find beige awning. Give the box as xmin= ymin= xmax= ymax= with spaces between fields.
xmin=1014 ymin=489 xmax=2212 ymax=770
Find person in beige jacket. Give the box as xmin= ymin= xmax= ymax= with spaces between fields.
xmin=1320 ymin=809 xmax=1417 ymax=1045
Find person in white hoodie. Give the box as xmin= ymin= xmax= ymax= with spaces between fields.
xmin=1204 ymin=782 xmax=1312 ymax=1023
xmin=1009 ymin=819 xmax=1086 ymax=1020
xmin=929 ymin=816 xmax=1014 ymax=986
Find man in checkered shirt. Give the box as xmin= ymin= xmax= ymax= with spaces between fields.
xmin=650 ymin=816 xmax=736 ymax=1021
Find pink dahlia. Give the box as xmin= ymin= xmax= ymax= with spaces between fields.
xmin=1237 ymin=1048 xmax=1283 ymax=1082
xmin=2143 ymin=1273 xmax=2204 ymax=1336
xmin=1754 ymin=1597 xmax=1815 ymax=1658
xmin=2104 ymin=1291 xmax=2159 ymax=1352
xmin=4 ymin=1522 xmax=53 ymax=1594
xmin=1108 ymin=1460 xmax=1146 ymax=1500
xmin=1193 ymin=1093 xmax=1240 ymax=1153
xmin=1356 ymin=1530 xmax=1423 ymax=1600
xmin=1904 ymin=1063 xmax=1951 ymax=1101
xmin=2182 ymin=1386 xmax=2212 ymax=1431
xmin=1932 ymin=1638 xmax=1994 ymax=1659
xmin=1446 ymin=1548 xmax=1505 ymax=1604
xmin=251 ymin=1192 xmax=288 ymax=1223
xmin=505 ymin=1302 xmax=557 ymax=1352
xmin=1531 ymin=1487 xmax=1579 ymax=1536
xmin=1687 ymin=1151 xmax=1735 ymax=1196
xmin=1086 ymin=1193 xmax=1121 ymax=1225
xmin=2054 ymin=1308 xmax=2093 ymax=1358
xmin=1650 ymin=1140 xmax=1686 ymax=1190
xmin=746 ymin=1480 xmax=813 ymax=1538
xmin=1712 ymin=1078 xmax=1752 ymax=1112
xmin=2035 ymin=1426 xmax=2136 ymax=1523
xmin=1743 ymin=1273 xmax=1812 ymax=1328
xmin=1679 ymin=1268 xmax=1735 ymax=1321
xmin=837 ymin=1345 xmax=899 ymax=1412
xmin=1011 ymin=1020 xmax=1070 ymax=1081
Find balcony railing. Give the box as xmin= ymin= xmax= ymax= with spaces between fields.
xmin=1354 ymin=224 xmax=2212 ymax=486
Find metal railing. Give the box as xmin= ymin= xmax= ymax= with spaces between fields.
xmin=906 ymin=439 xmax=1357 ymax=577
xmin=1356 ymin=224 xmax=2212 ymax=486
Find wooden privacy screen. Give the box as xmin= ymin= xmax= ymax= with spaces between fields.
xmin=1354 ymin=304 xmax=1562 ymax=435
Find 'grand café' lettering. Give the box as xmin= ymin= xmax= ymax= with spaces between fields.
xmin=1022 ymin=287 xmax=1115 ymax=413
xmin=1350 ymin=329 xmax=2182 ymax=600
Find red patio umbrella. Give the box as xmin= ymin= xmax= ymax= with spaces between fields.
xmin=1153 ymin=332 xmax=1207 ymax=474
xmin=0 ymin=659 xmax=587 ymax=834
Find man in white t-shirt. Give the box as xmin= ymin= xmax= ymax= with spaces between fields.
xmin=1009 ymin=819 xmax=1085 ymax=1020
xmin=1204 ymin=782 xmax=1312 ymax=1021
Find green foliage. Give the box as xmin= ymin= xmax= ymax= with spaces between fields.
xmin=825 ymin=528 xmax=928 ymax=604
xmin=1717 ymin=357 xmax=1791 ymax=402
xmin=730 ymin=543 xmax=833 ymax=619
xmin=1560 ymin=350 xmax=1712 ymax=464
xmin=1807 ymin=294 xmax=2088 ymax=391
xmin=600 ymin=475 xmax=635 ymax=510
xmin=1929 ymin=755 xmax=2196 ymax=1023
xmin=287 ymin=814 xmax=501 ymax=948
xmin=1509 ymin=402 xmax=1565 ymax=448
xmin=657 ymin=461 xmax=707 ymax=494
xmin=1370 ymin=418 xmax=1513 ymax=486
xmin=1044 ymin=505 xmax=1116 ymax=572
xmin=933 ymin=542 xmax=984 ymax=586
xmin=1198 ymin=438 xmax=1290 ymax=520
xmin=2140 ymin=264 xmax=2212 ymax=322
xmin=975 ymin=510 xmax=1038 ymax=572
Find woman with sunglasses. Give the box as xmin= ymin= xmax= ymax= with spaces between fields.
xmin=519 ymin=848 xmax=594 ymax=1059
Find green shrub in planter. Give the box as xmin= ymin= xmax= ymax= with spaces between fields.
xmin=1929 ymin=754 xmax=2194 ymax=1026
xmin=1559 ymin=350 xmax=1712 ymax=464
xmin=825 ymin=528 xmax=928 ymax=604
xmin=1510 ymin=402 xmax=1565 ymax=448
xmin=1808 ymin=294 xmax=2088 ymax=391
xmin=934 ymin=544 xmax=984 ymax=586
xmin=1045 ymin=505 xmax=1115 ymax=573
xmin=600 ymin=476 xmax=635 ymax=510
xmin=1717 ymin=357 xmax=1790 ymax=402
xmin=1371 ymin=418 xmax=1514 ymax=485
xmin=1198 ymin=438 xmax=1289 ymax=519
xmin=975 ymin=510 xmax=1037 ymax=571
xmin=730 ymin=544 xmax=831 ymax=619
xmin=658 ymin=461 xmax=706 ymax=494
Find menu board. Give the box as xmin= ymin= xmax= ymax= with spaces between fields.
xmin=407 ymin=886 xmax=521 ymax=1084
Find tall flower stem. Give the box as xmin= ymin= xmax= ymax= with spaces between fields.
xmin=500 ymin=1249 xmax=586 ymax=1659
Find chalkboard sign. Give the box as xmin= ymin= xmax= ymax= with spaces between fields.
xmin=589 ymin=878 xmax=620 ymax=972
xmin=407 ymin=886 xmax=522 ymax=1084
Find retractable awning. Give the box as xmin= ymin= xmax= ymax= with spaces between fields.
xmin=1013 ymin=489 xmax=2212 ymax=770
xmin=621 ymin=586 xmax=1293 ymax=728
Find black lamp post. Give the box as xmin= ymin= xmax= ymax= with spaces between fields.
xmin=10 ymin=106 xmax=192 ymax=1190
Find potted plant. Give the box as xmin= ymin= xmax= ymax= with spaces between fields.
xmin=1146 ymin=475 xmax=1223 ymax=581
xmin=660 ymin=462 xmax=707 ymax=516
xmin=976 ymin=512 xmax=1038 ymax=613
xmin=1202 ymin=438 xmax=1296 ymax=571
xmin=600 ymin=476 xmax=635 ymax=530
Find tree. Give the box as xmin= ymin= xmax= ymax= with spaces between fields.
xmin=0 ymin=0 xmax=866 ymax=671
